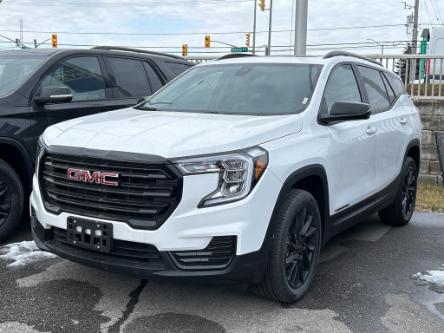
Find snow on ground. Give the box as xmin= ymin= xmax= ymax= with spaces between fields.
xmin=412 ymin=267 xmax=444 ymax=288
xmin=0 ymin=241 xmax=56 ymax=267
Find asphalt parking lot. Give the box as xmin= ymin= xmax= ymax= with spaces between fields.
xmin=0 ymin=212 xmax=443 ymax=333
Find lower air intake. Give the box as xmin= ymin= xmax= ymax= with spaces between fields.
xmin=170 ymin=236 xmax=236 ymax=270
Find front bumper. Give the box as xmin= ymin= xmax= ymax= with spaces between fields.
xmin=31 ymin=214 xmax=271 ymax=283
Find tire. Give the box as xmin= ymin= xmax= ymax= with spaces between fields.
xmin=0 ymin=159 xmax=24 ymax=242
xmin=378 ymin=157 xmax=417 ymax=226
xmin=254 ymin=189 xmax=322 ymax=303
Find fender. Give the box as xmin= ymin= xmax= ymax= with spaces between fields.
xmin=0 ymin=137 xmax=34 ymax=190
xmin=404 ymin=138 xmax=421 ymax=168
xmin=265 ymin=164 xmax=331 ymax=246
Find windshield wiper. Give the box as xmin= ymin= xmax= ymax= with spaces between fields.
xmin=137 ymin=106 xmax=158 ymax=111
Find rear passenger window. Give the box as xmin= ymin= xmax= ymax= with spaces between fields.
xmin=107 ymin=57 xmax=151 ymax=97
xmin=384 ymin=72 xmax=406 ymax=97
xmin=322 ymin=64 xmax=362 ymax=115
xmin=165 ymin=62 xmax=192 ymax=76
xmin=143 ymin=63 xmax=163 ymax=93
xmin=382 ymin=73 xmax=395 ymax=104
xmin=358 ymin=66 xmax=390 ymax=113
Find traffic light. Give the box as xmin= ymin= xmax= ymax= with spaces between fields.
xmin=51 ymin=34 xmax=58 ymax=48
xmin=182 ymin=44 xmax=188 ymax=57
xmin=259 ymin=0 xmax=265 ymax=11
xmin=245 ymin=32 xmax=251 ymax=47
xmin=204 ymin=35 xmax=211 ymax=48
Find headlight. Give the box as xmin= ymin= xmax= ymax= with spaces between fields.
xmin=174 ymin=147 xmax=268 ymax=207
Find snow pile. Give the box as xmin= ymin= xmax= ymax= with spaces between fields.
xmin=0 ymin=241 xmax=56 ymax=267
xmin=412 ymin=267 xmax=444 ymax=292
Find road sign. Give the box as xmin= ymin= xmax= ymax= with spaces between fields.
xmin=231 ymin=47 xmax=249 ymax=53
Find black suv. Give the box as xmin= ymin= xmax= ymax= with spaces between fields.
xmin=0 ymin=46 xmax=193 ymax=241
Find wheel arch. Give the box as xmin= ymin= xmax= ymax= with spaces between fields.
xmin=405 ymin=138 xmax=420 ymax=172
xmin=0 ymin=137 xmax=34 ymax=194
xmin=266 ymin=164 xmax=331 ymax=245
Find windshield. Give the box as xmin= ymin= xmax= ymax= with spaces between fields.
xmin=0 ymin=55 xmax=45 ymax=97
xmin=141 ymin=63 xmax=322 ymax=115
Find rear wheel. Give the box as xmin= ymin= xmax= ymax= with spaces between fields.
xmin=254 ymin=189 xmax=321 ymax=303
xmin=0 ymin=159 xmax=24 ymax=242
xmin=378 ymin=157 xmax=417 ymax=226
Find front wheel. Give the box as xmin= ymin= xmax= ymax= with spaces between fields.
xmin=0 ymin=159 xmax=24 ymax=242
xmin=254 ymin=189 xmax=322 ymax=303
xmin=378 ymin=157 xmax=418 ymax=226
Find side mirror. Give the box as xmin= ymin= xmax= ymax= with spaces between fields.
xmin=320 ymin=102 xmax=371 ymax=124
xmin=34 ymin=86 xmax=73 ymax=105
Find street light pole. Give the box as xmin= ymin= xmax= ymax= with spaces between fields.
xmin=267 ymin=0 xmax=273 ymax=55
xmin=252 ymin=0 xmax=257 ymax=55
xmin=294 ymin=0 xmax=308 ymax=56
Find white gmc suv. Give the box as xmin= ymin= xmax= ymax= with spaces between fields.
xmin=31 ymin=52 xmax=421 ymax=303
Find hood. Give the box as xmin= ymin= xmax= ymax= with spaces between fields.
xmin=43 ymin=108 xmax=303 ymax=158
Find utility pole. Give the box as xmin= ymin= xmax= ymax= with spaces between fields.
xmin=19 ymin=19 xmax=23 ymax=46
xmin=252 ymin=0 xmax=257 ymax=55
xmin=412 ymin=0 xmax=419 ymax=54
xmin=267 ymin=0 xmax=273 ymax=55
xmin=294 ymin=0 xmax=308 ymax=56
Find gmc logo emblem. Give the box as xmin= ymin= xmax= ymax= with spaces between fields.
xmin=67 ymin=168 xmax=119 ymax=187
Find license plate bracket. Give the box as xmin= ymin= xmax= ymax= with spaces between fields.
xmin=66 ymin=217 xmax=113 ymax=253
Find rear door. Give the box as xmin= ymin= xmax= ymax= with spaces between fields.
xmin=322 ymin=64 xmax=379 ymax=212
xmin=105 ymin=57 xmax=165 ymax=109
xmin=356 ymin=65 xmax=404 ymax=190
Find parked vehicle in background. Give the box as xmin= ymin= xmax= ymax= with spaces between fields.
xmin=428 ymin=27 xmax=444 ymax=80
xmin=31 ymin=51 xmax=421 ymax=303
xmin=0 ymin=46 xmax=193 ymax=241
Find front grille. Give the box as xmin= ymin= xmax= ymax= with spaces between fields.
xmin=39 ymin=150 xmax=182 ymax=230
xmin=51 ymin=227 xmax=164 ymax=267
xmin=171 ymin=236 xmax=236 ymax=270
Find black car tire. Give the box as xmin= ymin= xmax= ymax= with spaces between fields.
xmin=254 ymin=189 xmax=322 ymax=303
xmin=378 ymin=157 xmax=418 ymax=226
xmin=0 ymin=159 xmax=24 ymax=242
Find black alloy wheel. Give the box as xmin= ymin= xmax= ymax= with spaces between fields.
xmin=285 ymin=207 xmax=318 ymax=289
xmin=378 ymin=157 xmax=417 ymax=226
xmin=401 ymin=164 xmax=417 ymax=220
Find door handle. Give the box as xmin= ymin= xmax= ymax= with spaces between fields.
xmin=399 ymin=117 xmax=408 ymax=125
xmin=366 ymin=126 xmax=378 ymax=135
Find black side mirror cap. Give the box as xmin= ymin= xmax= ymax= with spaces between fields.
xmin=319 ymin=102 xmax=371 ymax=125
xmin=34 ymin=86 xmax=73 ymax=105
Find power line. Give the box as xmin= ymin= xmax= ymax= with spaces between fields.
xmin=0 ymin=24 xmax=411 ymax=38
xmin=430 ymin=0 xmax=444 ymax=24
xmin=3 ymin=0 xmax=254 ymax=7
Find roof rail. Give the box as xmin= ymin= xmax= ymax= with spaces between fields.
xmin=91 ymin=46 xmax=185 ymax=60
xmin=323 ymin=51 xmax=383 ymax=67
xmin=217 ymin=53 xmax=255 ymax=61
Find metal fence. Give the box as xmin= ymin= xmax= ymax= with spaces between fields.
xmin=185 ymin=54 xmax=444 ymax=101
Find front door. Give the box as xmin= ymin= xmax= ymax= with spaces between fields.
xmin=321 ymin=64 xmax=379 ymax=214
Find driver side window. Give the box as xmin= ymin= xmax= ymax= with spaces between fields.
xmin=39 ymin=57 xmax=106 ymax=102
xmin=322 ymin=64 xmax=362 ymax=116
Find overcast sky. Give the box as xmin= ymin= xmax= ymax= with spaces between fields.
xmin=0 ymin=0 xmax=443 ymax=56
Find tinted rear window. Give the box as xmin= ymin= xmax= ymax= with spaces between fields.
xmin=108 ymin=57 xmax=151 ymax=97
xmin=165 ymin=62 xmax=193 ymax=76
xmin=358 ymin=66 xmax=390 ymax=113
xmin=383 ymin=72 xmax=406 ymax=97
